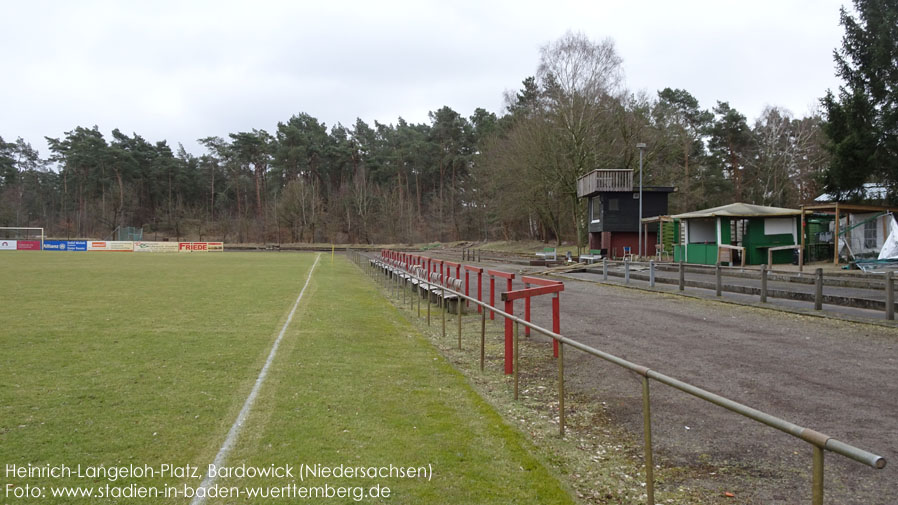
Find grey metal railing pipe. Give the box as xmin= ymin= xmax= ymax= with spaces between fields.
xmin=357 ymin=253 xmax=886 ymax=499
xmin=396 ymin=261 xmax=885 ymax=467
xmin=642 ymin=376 xmax=655 ymax=505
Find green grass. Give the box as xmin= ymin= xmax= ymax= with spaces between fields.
xmin=0 ymin=252 xmax=575 ymax=504
xmin=214 ymin=257 xmax=575 ymax=504
xmin=1 ymin=252 xmax=314 ymax=501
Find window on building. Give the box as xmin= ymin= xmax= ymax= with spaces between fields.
xmin=590 ymin=196 xmax=601 ymax=223
xmin=687 ymin=218 xmax=716 ymax=243
xmin=864 ymin=218 xmax=878 ymax=249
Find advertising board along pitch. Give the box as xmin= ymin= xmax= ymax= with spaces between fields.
xmin=134 ymin=241 xmax=180 ymax=253
xmin=178 ymin=242 xmax=224 ymax=252
xmin=0 ymin=240 xmax=43 ymax=250
xmin=87 ymin=241 xmax=134 ymax=252
xmin=43 ymin=240 xmax=88 ymax=251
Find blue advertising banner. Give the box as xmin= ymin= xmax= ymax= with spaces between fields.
xmin=43 ymin=240 xmax=66 ymax=251
xmin=43 ymin=240 xmax=87 ymax=251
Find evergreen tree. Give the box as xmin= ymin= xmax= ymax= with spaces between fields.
xmin=821 ymin=0 xmax=898 ymax=201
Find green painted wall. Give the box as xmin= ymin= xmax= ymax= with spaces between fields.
xmin=744 ymin=217 xmax=797 ymax=265
xmin=685 ymin=243 xmax=719 ymax=265
xmin=720 ymin=217 xmax=732 ymax=245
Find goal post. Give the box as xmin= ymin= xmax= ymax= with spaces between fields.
xmin=0 ymin=227 xmax=45 ymax=251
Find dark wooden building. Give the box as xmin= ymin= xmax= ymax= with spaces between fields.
xmin=577 ymin=169 xmax=675 ymax=258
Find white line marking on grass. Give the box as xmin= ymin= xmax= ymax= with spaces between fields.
xmin=190 ymin=253 xmax=320 ymax=505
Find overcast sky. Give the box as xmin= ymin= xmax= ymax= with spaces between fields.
xmin=1 ymin=0 xmax=850 ymax=157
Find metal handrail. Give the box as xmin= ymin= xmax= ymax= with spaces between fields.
xmin=591 ymin=258 xmax=897 ymax=318
xmin=357 ymin=251 xmax=886 ymax=505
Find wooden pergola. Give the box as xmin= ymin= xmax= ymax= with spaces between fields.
xmin=800 ymin=203 xmax=898 ymax=268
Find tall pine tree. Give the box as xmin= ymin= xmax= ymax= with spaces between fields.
xmin=821 ymin=0 xmax=898 ymax=201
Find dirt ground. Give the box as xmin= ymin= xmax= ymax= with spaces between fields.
xmin=422 ymin=250 xmax=897 ymax=504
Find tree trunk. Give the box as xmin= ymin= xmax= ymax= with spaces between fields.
xmin=235 ymin=178 xmax=242 ymax=218
xmin=571 ymin=193 xmax=582 ymax=247
xmin=405 ymin=170 xmax=412 ymax=240
xmin=254 ymin=165 xmax=262 ymax=219
xmin=116 ymin=170 xmax=124 ymax=229
xmin=210 ymin=166 xmax=215 ymax=223
xmin=683 ymin=138 xmax=690 ymax=195
xmin=451 ymin=163 xmax=457 ymax=240
xmin=415 ymin=172 xmax=421 ymax=219
xmin=168 ymin=167 xmax=173 ymax=223
xmin=439 ymin=156 xmax=445 ymax=240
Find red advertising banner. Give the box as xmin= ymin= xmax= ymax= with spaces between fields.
xmin=16 ymin=240 xmax=41 ymax=250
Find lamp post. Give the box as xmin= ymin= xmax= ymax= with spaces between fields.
xmin=637 ymin=142 xmax=646 ymax=258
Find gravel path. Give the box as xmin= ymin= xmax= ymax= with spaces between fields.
xmin=421 ymin=251 xmax=896 ymax=504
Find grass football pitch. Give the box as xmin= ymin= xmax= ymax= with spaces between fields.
xmin=0 ymin=252 xmax=574 ymax=504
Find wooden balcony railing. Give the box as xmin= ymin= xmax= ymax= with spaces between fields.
xmin=577 ymin=169 xmax=633 ymax=197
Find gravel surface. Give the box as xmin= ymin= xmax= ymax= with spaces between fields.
xmin=422 ymin=251 xmax=897 ymax=504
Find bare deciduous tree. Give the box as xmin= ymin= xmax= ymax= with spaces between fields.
xmin=536 ymin=31 xmax=625 ymax=246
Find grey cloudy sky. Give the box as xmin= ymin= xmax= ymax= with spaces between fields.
xmin=1 ymin=0 xmax=849 ymax=156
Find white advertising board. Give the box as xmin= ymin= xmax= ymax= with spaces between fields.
xmin=87 ymin=241 xmax=134 ymax=252
xmin=134 ymin=241 xmax=179 ymax=253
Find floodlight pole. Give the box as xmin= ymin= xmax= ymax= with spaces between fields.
xmin=637 ymin=143 xmax=646 ymax=258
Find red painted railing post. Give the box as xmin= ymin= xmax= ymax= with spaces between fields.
xmin=552 ymin=294 xmax=560 ymax=358
xmin=504 ymin=298 xmax=514 ymax=374
xmin=463 ymin=265 xmax=481 ymax=311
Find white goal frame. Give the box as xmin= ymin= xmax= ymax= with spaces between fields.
xmin=0 ymin=227 xmax=45 ymax=250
